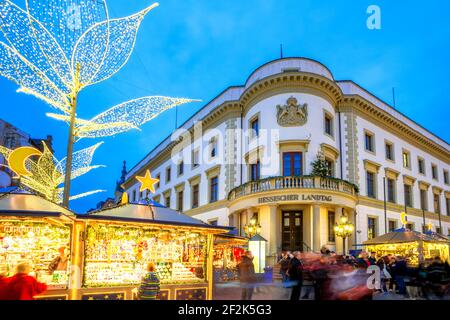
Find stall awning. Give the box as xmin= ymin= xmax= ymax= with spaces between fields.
xmin=363 ymin=228 xmax=449 ymax=245
xmin=0 ymin=188 xmax=75 ymax=221
xmin=78 ymin=203 xmax=231 ymax=233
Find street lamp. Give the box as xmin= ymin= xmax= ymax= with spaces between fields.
xmin=334 ymin=215 xmax=355 ymax=255
xmin=244 ymin=216 xmax=262 ymax=238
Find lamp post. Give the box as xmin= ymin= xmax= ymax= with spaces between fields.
xmin=334 ymin=215 xmax=355 ymax=255
xmin=244 ymin=216 xmax=262 ymax=238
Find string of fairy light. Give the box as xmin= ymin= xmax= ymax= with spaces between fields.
xmin=0 ymin=0 xmax=198 ymax=205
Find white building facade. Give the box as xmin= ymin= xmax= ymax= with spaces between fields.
xmin=123 ymin=58 xmax=450 ymax=265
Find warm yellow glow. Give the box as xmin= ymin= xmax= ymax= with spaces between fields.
xmin=7 ymin=146 xmax=42 ymax=177
xmin=121 ymin=192 xmax=129 ymax=205
xmin=136 ymin=170 xmax=160 ymax=194
xmin=0 ymin=142 xmax=104 ymax=203
xmin=400 ymin=212 xmax=408 ymax=226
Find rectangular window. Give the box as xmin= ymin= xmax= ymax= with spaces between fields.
xmin=406 ymin=223 xmax=414 ymax=231
xmin=418 ymin=158 xmax=425 ymax=175
xmin=192 ymin=150 xmax=200 ymax=168
xmin=420 ymin=189 xmax=428 ymax=211
xmin=177 ymin=190 xmax=183 ymax=212
xmin=446 ymin=198 xmax=450 ymax=216
xmin=210 ymin=176 xmax=219 ymax=203
xmin=283 ymin=152 xmax=302 ymax=176
xmin=367 ymin=171 xmax=376 ymax=198
xmin=132 ymin=190 xmax=136 ymax=202
xmin=178 ymin=161 xmax=184 ymax=176
xmin=250 ymin=161 xmax=261 ymax=181
xmin=166 ymin=167 xmax=171 ymax=183
xmin=404 ymin=184 xmax=412 ymax=207
xmin=387 ymin=178 xmax=396 ymax=203
xmin=402 ymin=150 xmax=410 ymax=169
xmin=388 ymin=220 xmax=397 ymax=232
xmin=436 ymin=227 xmax=442 ymax=235
xmin=210 ymin=138 xmax=218 ymax=158
xmin=434 ymin=194 xmax=441 ymax=214
xmin=385 ymin=142 xmax=394 ymax=161
xmin=432 ymin=164 xmax=438 ymax=180
xmin=324 ymin=114 xmax=333 ymax=136
xmin=444 ymin=170 xmax=449 ymax=185
xmin=365 ymin=133 xmax=374 ymax=152
xmin=328 ymin=211 xmax=335 ymax=242
xmin=250 ymin=117 xmax=259 ymax=138
xmin=164 ymin=195 xmax=170 ymax=208
xmin=209 ymin=219 xmax=218 ymax=226
xmin=368 ymin=217 xmax=377 ymax=240
xmin=192 ymin=184 xmax=199 ymax=209
xmin=325 ymin=159 xmax=334 ymax=177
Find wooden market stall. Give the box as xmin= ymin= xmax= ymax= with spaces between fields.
xmin=213 ymin=233 xmax=248 ymax=283
xmin=364 ymin=228 xmax=450 ymax=267
xmin=73 ymin=201 xmax=229 ymax=300
xmin=0 ymin=189 xmax=229 ymax=300
xmin=0 ymin=188 xmax=75 ymax=299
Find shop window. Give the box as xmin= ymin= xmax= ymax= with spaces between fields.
xmin=365 ymin=132 xmax=374 ymax=153
xmin=283 ymin=152 xmax=302 ymax=176
xmin=418 ymin=158 xmax=425 ymax=175
xmin=367 ymin=217 xmax=377 ymax=240
xmin=192 ymin=184 xmax=199 ymax=209
xmin=404 ymin=184 xmax=412 ymax=207
xmin=387 ymin=178 xmax=396 ymax=203
xmin=250 ymin=117 xmax=259 ymax=139
xmin=434 ymin=194 xmax=441 ymax=214
xmin=388 ymin=220 xmax=397 ymax=232
xmin=402 ymin=150 xmax=411 ymax=169
xmin=420 ymin=189 xmax=428 ymax=211
xmin=250 ymin=161 xmax=261 ymax=181
xmin=178 ymin=161 xmax=184 ymax=176
xmin=177 ymin=190 xmax=183 ymax=212
xmin=328 ymin=211 xmax=335 ymax=242
xmin=366 ymin=171 xmax=376 ymax=199
xmin=385 ymin=142 xmax=394 ymax=161
xmin=431 ymin=164 xmax=438 ymax=180
xmin=210 ymin=176 xmax=219 ymax=203
xmin=324 ymin=113 xmax=334 ymax=137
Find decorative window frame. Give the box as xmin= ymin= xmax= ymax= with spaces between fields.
xmin=363 ymin=129 xmax=376 ymax=155
xmin=384 ymin=139 xmax=395 ymax=163
xmin=431 ymin=163 xmax=439 ymax=181
xmin=323 ymin=110 xmax=335 ymax=140
xmin=248 ymin=112 xmax=261 ymax=142
xmin=402 ymin=149 xmax=411 ymax=170
xmin=417 ymin=156 xmax=426 ymax=176
xmin=277 ymin=140 xmax=310 ymax=176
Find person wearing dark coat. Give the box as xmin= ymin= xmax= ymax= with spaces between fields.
xmin=237 ymin=251 xmax=256 ymax=300
xmin=392 ymin=256 xmax=407 ymax=295
xmin=279 ymin=253 xmax=291 ymax=284
xmin=287 ymin=251 xmax=303 ymax=300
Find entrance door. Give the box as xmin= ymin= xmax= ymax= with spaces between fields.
xmin=282 ymin=211 xmax=303 ymax=251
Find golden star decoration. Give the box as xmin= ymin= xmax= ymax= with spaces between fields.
xmin=136 ymin=170 xmax=159 ymax=194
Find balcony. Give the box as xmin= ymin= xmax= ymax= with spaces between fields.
xmin=228 ymin=176 xmax=359 ymax=201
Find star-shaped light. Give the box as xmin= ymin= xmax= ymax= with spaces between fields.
xmin=136 ymin=170 xmax=159 ymax=194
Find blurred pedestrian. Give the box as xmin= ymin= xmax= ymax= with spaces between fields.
xmin=376 ymin=256 xmax=391 ymax=292
xmin=368 ymin=252 xmax=377 ymax=265
xmin=288 ymin=251 xmax=303 ymax=300
xmin=138 ymin=262 xmax=160 ymax=300
xmin=356 ymin=252 xmax=371 ymax=268
xmin=0 ymin=265 xmax=10 ymax=300
xmin=392 ymin=256 xmax=407 ymax=295
xmin=6 ymin=262 xmax=47 ymax=300
xmin=279 ymin=252 xmax=291 ymax=285
xmin=238 ymin=251 xmax=256 ymax=300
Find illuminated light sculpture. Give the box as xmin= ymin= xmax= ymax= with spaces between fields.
xmin=334 ymin=215 xmax=355 ymax=255
xmin=136 ymin=170 xmax=159 ymax=194
xmin=0 ymin=142 xmax=105 ymax=204
xmin=244 ymin=216 xmax=262 ymax=239
xmin=0 ymin=0 xmax=198 ymax=206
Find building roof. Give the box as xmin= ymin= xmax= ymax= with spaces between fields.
xmin=124 ymin=57 xmax=450 ymax=184
xmin=80 ymin=202 xmax=232 ymax=232
xmin=0 ymin=187 xmax=75 ymax=219
xmin=363 ymin=228 xmax=449 ymax=245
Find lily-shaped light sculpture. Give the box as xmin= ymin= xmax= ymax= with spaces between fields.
xmin=0 ymin=142 xmax=105 ymax=204
xmin=0 ymin=0 xmax=198 ymax=206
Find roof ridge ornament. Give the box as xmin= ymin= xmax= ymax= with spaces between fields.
xmin=276 ymin=96 xmax=308 ymax=127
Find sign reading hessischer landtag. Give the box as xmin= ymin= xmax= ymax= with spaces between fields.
xmin=258 ymin=194 xmax=333 ymax=204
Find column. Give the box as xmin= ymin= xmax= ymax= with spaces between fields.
xmin=347 ymin=209 xmax=357 ymax=254
xmin=313 ymin=205 xmax=321 ymax=252
xmin=259 ymin=205 xmax=278 ymax=266
xmin=335 ymin=207 xmax=344 ymax=254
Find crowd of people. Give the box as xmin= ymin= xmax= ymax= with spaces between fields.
xmin=276 ymin=247 xmax=450 ymax=300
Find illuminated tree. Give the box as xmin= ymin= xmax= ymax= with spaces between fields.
xmin=0 ymin=1 xmax=197 ymax=206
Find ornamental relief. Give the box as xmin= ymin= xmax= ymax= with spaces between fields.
xmin=276 ymin=96 xmax=308 ymax=127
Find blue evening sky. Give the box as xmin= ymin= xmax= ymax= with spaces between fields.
xmin=1 ymin=0 xmax=449 ymax=213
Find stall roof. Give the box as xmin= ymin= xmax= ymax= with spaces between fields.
xmin=78 ymin=203 xmax=231 ymax=232
xmin=364 ymin=228 xmax=449 ymax=245
xmin=0 ymin=187 xmax=75 ymax=219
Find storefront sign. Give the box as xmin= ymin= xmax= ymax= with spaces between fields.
xmin=258 ymin=194 xmax=332 ymax=204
